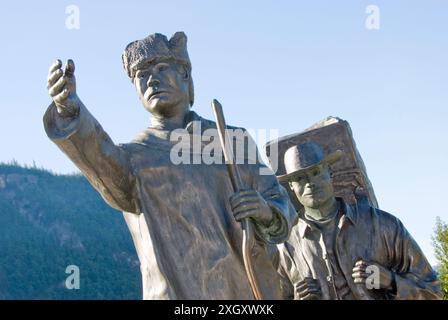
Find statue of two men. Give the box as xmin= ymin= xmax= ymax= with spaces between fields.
xmin=44 ymin=31 xmax=441 ymax=300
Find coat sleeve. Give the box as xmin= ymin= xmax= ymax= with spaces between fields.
xmin=250 ymin=147 xmax=297 ymax=244
xmin=43 ymin=102 xmax=140 ymax=214
xmin=274 ymin=244 xmax=296 ymax=299
xmin=386 ymin=215 xmax=442 ymax=300
xmin=253 ymin=179 xmax=297 ymax=244
xmin=230 ymin=128 xmax=297 ymax=244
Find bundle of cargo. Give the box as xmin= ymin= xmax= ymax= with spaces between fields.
xmin=264 ymin=116 xmax=378 ymax=213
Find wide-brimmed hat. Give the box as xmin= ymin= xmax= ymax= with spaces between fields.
xmin=277 ymin=142 xmax=342 ymax=182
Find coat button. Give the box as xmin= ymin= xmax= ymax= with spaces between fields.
xmin=327 ymin=275 xmax=333 ymax=282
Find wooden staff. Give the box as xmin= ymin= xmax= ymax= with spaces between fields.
xmin=211 ymin=99 xmax=263 ymax=300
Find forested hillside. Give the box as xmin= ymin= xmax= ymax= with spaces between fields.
xmin=0 ymin=163 xmax=141 ymax=299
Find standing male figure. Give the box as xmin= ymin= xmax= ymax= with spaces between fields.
xmin=276 ymin=142 xmax=441 ymax=300
xmin=44 ymin=32 xmax=296 ymax=299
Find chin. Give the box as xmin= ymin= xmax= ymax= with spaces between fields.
xmin=300 ymin=198 xmax=317 ymax=208
xmin=308 ymin=201 xmax=322 ymax=209
xmin=301 ymin=196 xmax=325 ymax=209
xmin=144 ymin=100 xmax=172 ymax=115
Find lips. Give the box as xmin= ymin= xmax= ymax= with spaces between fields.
xmin=303 ymin=189 xmax=321 ymax=196
xmin=145 ymin=90 xmax=167 ymax=101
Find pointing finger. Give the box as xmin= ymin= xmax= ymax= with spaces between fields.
xmin=64 ymin=59 xmax=75 ymax=76
xmin=48 ymin=59 xmax=62 ymax=76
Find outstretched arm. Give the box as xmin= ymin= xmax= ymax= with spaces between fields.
xmin=44 ymin=59 xmax=139 ymax=213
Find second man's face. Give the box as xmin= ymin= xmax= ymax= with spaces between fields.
xmin=290 ymin=164 xmax=334 ymax=209
xmin=134 ymin=60 xmax=190 ymax=118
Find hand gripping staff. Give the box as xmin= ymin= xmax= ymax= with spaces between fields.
xmin=211 ymin=99 xmax=263 ymax=300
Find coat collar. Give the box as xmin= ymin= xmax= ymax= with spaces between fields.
xmin=185 ymin=111 xmax=218 ymax=134
xmin=297 ymin=198 xmax=357 ymax=239
xmin=132 ymin=111 xmax=218 ymax=145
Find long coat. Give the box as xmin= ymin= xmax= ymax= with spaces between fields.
xmin=276 ymin=198 xmax=442 ymax=299
xmin=44 ymin=102 xmax=297 ymax=300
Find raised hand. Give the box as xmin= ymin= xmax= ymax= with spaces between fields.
xmin=47 ymin=59 xmax=80 ymax=117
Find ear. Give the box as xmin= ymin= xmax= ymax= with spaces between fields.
xmin=288 ymin=181 xmax=294 ymax=191
xmin=181 ymin=64 xmax=190 ymax=80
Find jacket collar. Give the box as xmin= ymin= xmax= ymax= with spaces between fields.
xmin=132 ymin=111 xmax=217 ymax=145
xmin=185 ymin=111 xmax=218 ymax=134
xmin=297 ymin=198 xmax=357 ymax=239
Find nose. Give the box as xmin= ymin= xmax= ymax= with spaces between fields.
xmin=306 ymin=181 xmax=315 ymax=189
xmin=147 ymin=75 xmax=160 ymax=88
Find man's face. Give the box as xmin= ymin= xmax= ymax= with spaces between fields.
xmin=134 ymin=59 xmax=190 ymax=118
xmin=289 ymin=164 xmax=335 ymax=209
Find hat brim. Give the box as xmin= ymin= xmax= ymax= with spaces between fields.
xmin=277 ymin=150 xmax=343 ymax=182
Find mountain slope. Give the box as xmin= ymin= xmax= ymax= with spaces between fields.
xmin=0 ymin=163 xmax=141 ymax=299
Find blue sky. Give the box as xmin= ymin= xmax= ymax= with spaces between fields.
xmin=0 ymin=0 xmax=447 ymax=264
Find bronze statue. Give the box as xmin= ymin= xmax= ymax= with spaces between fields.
xmin=43 ymin=32 xmax=296 ymax=299
xmin=275 ymin=142 xmax=442 ymax=300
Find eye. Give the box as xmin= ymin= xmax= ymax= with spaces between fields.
xmin=136 ymin=71 xmax=147 ymax=79
xmin=157 ymin=63 xmax=169 ymax=72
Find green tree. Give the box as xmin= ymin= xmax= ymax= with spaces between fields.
xmin=433 ymin=217 xmax=448 ymax=299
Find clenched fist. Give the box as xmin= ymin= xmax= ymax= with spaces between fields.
xmin=47 ymin=59 xmax=80 ymax=117
xmin=295 ymin=277 xmax=322 ymax=300
xmin=352 ymin=259 xmax=395 ymax=291
xmin=229 ymin=189 xmax=274 ymax=226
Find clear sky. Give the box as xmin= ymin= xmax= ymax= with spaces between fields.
xmin=0 ymin=0 xmax=447 ymax=264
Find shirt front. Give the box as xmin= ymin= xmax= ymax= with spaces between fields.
xmin=303 ymin=203 xmax=355 ymax=300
